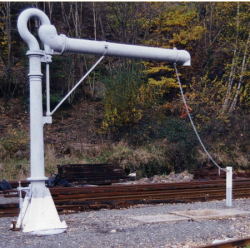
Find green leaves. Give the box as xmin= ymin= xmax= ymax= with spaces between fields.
xmin=101 ymin=60 xmax=144 ymax=131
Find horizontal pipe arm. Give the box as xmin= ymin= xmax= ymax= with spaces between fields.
xmin=38 ymin=24 xmax=191 ymax=66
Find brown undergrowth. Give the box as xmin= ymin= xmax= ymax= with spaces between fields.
xmin=1 ymin=98 xmax=250 ymax=181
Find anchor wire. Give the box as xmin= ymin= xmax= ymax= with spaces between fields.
xmin=174 ymin=63 xmax=225 ymax=172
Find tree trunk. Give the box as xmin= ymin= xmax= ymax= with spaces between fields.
xmin=221 ymin=2 xmax=239 ymax=114
xmin=229 ymin=30 xmax=250 ymax=113
xmin=93 ymin=2 xmax=97 ymax=40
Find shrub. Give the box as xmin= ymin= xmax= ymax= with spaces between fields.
xmin=104 ymin=141 xmax=171 ymax=178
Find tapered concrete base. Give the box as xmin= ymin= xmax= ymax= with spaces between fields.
xmin=16 ymin=181 xmax=67 ymax=235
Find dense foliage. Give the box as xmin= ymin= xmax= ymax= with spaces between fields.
xmin=1 ymin=2 xmax=250 ymax=176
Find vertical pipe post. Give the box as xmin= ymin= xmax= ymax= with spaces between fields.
xmin=16 ymin=8 xmax=67 ymax=235
xmin=16 ymin=50 xmax=67 ymax=234
xmin=26 ymin=51 xmax=48 ymax=182
xmin=226 ymin=166 xmax=233 ymax=207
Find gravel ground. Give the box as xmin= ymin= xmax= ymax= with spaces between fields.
xmin=1 ymin=197 xmax=250 ymax=248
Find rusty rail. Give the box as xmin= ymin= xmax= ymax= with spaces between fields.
xmin=1 ymin=179 xmax=250 ymax=217
xmin=197 ymin=236 xmax=250 ymax=248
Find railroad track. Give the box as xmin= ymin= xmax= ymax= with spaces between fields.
xmin=197 ymin=236 xmax=250 ymax=248
xmin=1 ymin=179 xmax=250 ymax=217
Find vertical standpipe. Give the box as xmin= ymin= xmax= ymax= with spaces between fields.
xmin=28 ymin=51 xmax=46 ymax=180
xmin=16 ymin=8 xmax=67 ymax=235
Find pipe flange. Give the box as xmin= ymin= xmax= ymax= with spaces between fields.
xmin=59 ymin=34 xmax=67 ymax=55
xmin=26 ymin=50 xmax=44 ymax=57
xmin=173 ymin=47 xmax=179 ymax=65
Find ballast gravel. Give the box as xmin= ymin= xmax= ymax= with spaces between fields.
xmin=1 ymin=198 xmax=250 ymax=248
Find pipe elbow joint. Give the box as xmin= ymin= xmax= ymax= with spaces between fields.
xmin=173 ymin=48 xmax=191 ymax=66
xmin=181 ymin=51 xmax=191 ymax=66
xmin=38 ymin=25 xmax=65 ymax=54
xmin=17 ymin=8 xmax=51 ymax=51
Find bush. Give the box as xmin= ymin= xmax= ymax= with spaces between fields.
xmin=126 ymin=116 xmax=199 ymax=173
xmin=101 ymin=60 xmax=145 ymax=133
xmin=103 ymin=141 xmax=171 ymax=178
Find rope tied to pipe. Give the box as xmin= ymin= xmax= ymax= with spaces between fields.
xmin=174 ymin=63 xmax=225 ymax=172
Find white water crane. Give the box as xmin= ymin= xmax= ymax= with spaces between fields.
xmin=16 ymin=8 xmax=191 ymax=235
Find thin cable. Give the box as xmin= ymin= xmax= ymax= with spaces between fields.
xmin=174 ymin=63 xmax=225 ymax=172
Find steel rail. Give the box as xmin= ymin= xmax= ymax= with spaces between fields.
xmin=3 ymin=179 xmax=250 ymax=199
xmin=4 ymin=179 xmax=250 ymax=201
xmin=197 ymin=236 xmax=250 ymax=248
xmin=4 ymin=178 xmax=250 ymax=191
xmin=2 ymin=182 xmax=237 ymax=198
xmin=2 ymin=179 xmax=250 ymax=217
xmin=2 ymin=190 xmax=250 ymax=218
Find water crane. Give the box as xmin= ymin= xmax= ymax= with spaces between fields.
xmin=16 ymin=8 xmax=191 ymax=235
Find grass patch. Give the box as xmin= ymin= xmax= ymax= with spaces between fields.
xmin=0 ymin=146 xmax=92 ymax=181
xmin=0 ymin=159 xmax=30 ymax=181
xmin=99 ymin=141 xmax=172 ymax=178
